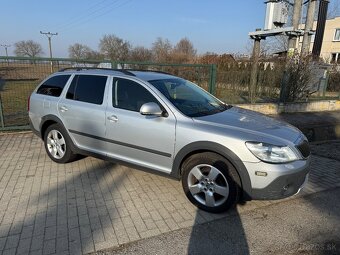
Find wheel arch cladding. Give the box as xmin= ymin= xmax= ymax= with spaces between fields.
xmin=40 ymin=115 xmax=77 ymax=151
xmin=40 ymin=115 xmax=64 ymax=138
xmin=171 ymin=141 xmax=253 ymax=200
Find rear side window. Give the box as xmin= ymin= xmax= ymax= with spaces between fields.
xmin=66 ymin=75 xmax=107 ymax=105
xmin=37 ymin=75 xmax=71 ymax=97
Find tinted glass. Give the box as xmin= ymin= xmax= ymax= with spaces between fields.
xmin=67 ymin=75 xmax=107 ymax=105
xmin=149 ymin=78 xmax=230 ymax=117
xmin=112 ymin=78 xmax=158 ymax=112
xmin=37 ymin=75 xmax=71 ymax=97
xmin=66 ymin=75 xmax=77 ymax=99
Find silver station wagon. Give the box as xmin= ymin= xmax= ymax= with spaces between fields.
xmin=29 ymin=68 xmax=311 ymax=213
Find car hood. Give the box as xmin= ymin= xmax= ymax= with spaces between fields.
xmin=193 ymin=106 xmax=301 ymax=143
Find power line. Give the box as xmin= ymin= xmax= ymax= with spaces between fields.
xmin=59 ymin=0 xmax=133 ymax=33
xmin=52 ymin=0 xmax=110 ymax=30
xmin=55 ymin=0 xmax=122 ymax=32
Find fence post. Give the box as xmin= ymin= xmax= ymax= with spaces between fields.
xmin=111 ymin=61 xmax=118 ymax=69
xmin=322 ymin=72 xmax=329 ymax=98
xmin=279 ymin=70 xmax=288 ymax=104
xmin=0 ymin=94 xmax=5 ymax=129
xmin=208 ymin=64 xmax=217 ymax=95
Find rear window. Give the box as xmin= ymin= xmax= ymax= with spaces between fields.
xmin=66 ymin=75 xmax=107 ymax=105
xmin=37 ymin=75 xmax=71 ymax=97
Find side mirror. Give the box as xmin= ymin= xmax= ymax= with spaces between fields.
xmin=140 ymin=102 xmax=163 ymax=117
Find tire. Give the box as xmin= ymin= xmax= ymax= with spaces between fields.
xmin=43 ymin=123 xmax=77 ymax=163
xmin=181 ymin=152 xmax=241 ymax=213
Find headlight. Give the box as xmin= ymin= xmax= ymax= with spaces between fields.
xmin=245 ymin=142 xmax=299 ymax=163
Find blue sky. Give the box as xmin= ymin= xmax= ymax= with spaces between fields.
xmin=1 ymin=0 xmax=339 ymax=57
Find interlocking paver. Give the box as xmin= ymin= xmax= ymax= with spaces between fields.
xmin=4 ymin=234 xmax=20 ymax=250
xmin=0 ymin=237 xmax=7 ymax=251
xmin=56 ymin=236 xmax=68 ymax=253
xmin=0 ymin=133 xmax=339 ymax=254
xmin=16 ymin=237 xmax=31 ymax=254
xmin=30 ymin=235 xmax=44 ymax=251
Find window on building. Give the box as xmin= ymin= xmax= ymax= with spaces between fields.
xmin=331 ymin=53 xmax=340 ymax=63
xmin=37 ymin=75 xmax=71 ymax=97
xmin=334 ymin=29 xmax=340 ymax=41
xmin=311 ymin=34 xmax=315 ymax=43
xmin=66 ymin=75 xmax=107 ymax=105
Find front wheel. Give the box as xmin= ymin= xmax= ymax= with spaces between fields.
xmin=182 ymin=152 xmax=241 ymax=213
xmin=44 ymin=124 xmax=76 ymax=163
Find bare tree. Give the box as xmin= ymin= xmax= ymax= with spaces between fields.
xmin=130 ymin=46 xmax=152 ymax=62
xmin=68 ymin=43 xmax=93 ymax=59
xmin=151 ymin=37 xmax=172 ymax=62
xmin=99 ymin=34 xmax=131 ymax=61
xmin=14 ymin=40 xmax=43 ymax=57
xmin=268 ymin=35 xmax=288 ymax=54
xmin=173 ymin=37 xmax=197 ymax=59
xmin=86 ymin=50 xmax=103 ymax=60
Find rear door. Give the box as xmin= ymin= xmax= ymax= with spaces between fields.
xmin=105 ymin=77 xmax=176 ymax=173
xmin=58 ymin=74 xmax=109 ymax=155
xmin=30 ymin=74 xmax=71 ymax=131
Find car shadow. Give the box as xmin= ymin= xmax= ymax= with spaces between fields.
xmin=187 ymin=207 xmax=249 ymax=255
xmin=187 ymin=180 xmax=250 ymax=255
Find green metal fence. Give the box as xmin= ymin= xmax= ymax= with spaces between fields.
xmin=214 ymin=61 xmax=340 ymax=104
xmin=0 ymin=56 xmax=216 ymax=131
xmin=215 ymin=62 xmax=285 ymax=104
xmin=1 ymin=56 xmax=339 ymax=131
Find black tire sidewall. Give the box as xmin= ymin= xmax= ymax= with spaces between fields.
xmin=182 ymin=152 xmax=240 ymax=213
xmin=44 ymin=123 xmax=74 ymax=163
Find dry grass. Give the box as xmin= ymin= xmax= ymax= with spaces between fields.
xmin=0 ymin=80 xmax=39 ymax=126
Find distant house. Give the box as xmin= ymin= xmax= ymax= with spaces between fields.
xmin=296 ymin=16 xmax=340 ymax=62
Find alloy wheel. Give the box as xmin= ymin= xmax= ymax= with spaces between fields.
xmin=187 ymin=164 xmax=229 ymax=207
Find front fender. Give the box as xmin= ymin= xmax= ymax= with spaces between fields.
xmin=171 ymin=141 xmax=252 ymax=200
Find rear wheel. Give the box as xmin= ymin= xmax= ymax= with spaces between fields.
xmin=182 ymin=152 xmax=241 ymax=213
xmin=44 ymin=124 xmax=76 ymax=163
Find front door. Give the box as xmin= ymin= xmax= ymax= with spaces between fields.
xmin=105 ymin=77 xmax=176 ymax=173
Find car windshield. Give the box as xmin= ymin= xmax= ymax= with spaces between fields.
xmin=149 ymin=78 xmax=230 ymax=117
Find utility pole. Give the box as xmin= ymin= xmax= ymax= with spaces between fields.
xmin=312 ymin=0 xmax=329 ymax=58
xmin=288 ymin=0 xmax=303 ymax=53
xmin=40 ymin=31 xmax=58 ymax=72
xmin=0 ymin=44 xmax=11 ymax=65
xmin=249 ymin=29 xmax=263 ymax=104
xmin=301 ymin=0 xmax=317 ymax=56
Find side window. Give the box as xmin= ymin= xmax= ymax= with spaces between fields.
xmin=36 ymin=75 xmax=71 ymax=97
xmin=66 ymin=75 xmax=107 ymax=105
xmin=112 ymin=78 xmax=159 ymax=112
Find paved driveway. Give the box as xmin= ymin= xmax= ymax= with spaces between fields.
xmin=0 ymin=133 xmax=339 ymax=255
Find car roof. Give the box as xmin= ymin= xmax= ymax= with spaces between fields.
xmin=55 ymin=68 xmax=177 ymax=82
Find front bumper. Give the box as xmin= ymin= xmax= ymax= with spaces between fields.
xmin=245 ymin=157 xmax=311 ymax=200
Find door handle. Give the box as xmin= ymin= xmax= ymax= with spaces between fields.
xmin=59 ymin=105 xmax=68 ymax=112
xmin=107 ymin=115 xmax=118 ymax=122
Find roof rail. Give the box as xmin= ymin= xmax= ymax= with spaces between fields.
xmin=58 ymin=67 xmax=136 ymax=76
xmin=125 ymin=69 xmax=172 ymax=75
